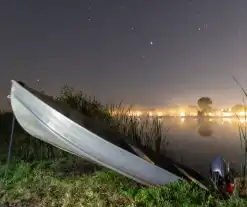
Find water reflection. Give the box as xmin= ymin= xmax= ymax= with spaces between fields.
xmin=197 ymin=118 xmax=213 ymax=137
xmin=180 ymin=117 xmax=185 ymax=124
xmin=222 ymin=118 xmax=232 ymax=125
xmin=140 ymin=117 xmax=244 ymax=177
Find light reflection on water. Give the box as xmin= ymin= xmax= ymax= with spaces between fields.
xmin=143 ymin=117 xmax=245 ymax=176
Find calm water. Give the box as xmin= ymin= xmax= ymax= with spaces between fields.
xmin=155 ymin=117 xmax=246 ymax=177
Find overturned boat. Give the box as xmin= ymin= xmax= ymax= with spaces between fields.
xmin=9 ymin=80 xmax=208 ymax=188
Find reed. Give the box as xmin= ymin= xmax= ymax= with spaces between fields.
xmin=232 ymin=77 xmax=247 ymax=197
xmin=233 ymin=77 xmax=247 ymax=179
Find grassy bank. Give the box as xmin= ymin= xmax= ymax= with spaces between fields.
xmin=0 ymin=85 xmax=247 ymax=206
xmin=1 ymin=159 xmax=247 ymax=206
xmin=1 ymin=158 xmax=247 ymax=207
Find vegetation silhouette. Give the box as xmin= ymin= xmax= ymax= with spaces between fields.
xmin=197 ymin=97 xmax=212 ymax=116
xmin=231 ymin=104 xmax=247 ymax=113
xmin=197 ymin=118 xmax=213 ymax=137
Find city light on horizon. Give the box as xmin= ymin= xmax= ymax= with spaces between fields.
xmin=114 ymin=109 xmax=247 ymax=118
xmin=180 ymin=112 xmax=185 ymax=117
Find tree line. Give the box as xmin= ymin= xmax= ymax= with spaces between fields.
xmin=197 ymin=97 xmax=247 ymax=116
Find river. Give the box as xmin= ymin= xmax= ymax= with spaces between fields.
xmin=153 ymin=117 xmax=246 ymax=177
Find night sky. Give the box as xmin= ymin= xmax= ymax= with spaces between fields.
xmin=1 ymin=0 xmax=247 ymax=110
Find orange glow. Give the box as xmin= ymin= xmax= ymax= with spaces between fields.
xmin=136 ymin=111 xmax=141 ymax=116
xmin=238 ymin=112 xmax=247 ymax=116
xmin=222 ymin=118 xmax=232 ymax=124
xmin=222 ymin=112 xmax=232 ymax=117
xmin=240 ymin=119 xmax=247 ymax=123
xmin=157 ymin=112 xmax=162 ymax=117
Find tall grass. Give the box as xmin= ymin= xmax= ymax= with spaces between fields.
xmin=0 ymin=85 xmax=168 ymax=164
xmin=233 ymin=77 xmax=247 ymax=180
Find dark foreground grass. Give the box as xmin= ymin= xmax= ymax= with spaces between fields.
xmin=1 ymin=158 xmax=247 ymax=207
xmin=1 ymin=84 xmax=247 ymax=206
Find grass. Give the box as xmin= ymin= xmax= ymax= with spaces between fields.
xmin=0 ymin=84 xmax=247 ymax=206
xmin=1 ymin=159 xmax=247 ymax=207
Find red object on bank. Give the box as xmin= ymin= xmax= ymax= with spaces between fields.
xmin=226 ymin=183 xmax=234 ymax=193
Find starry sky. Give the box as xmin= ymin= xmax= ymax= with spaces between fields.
xmin=1 ymin=0 xmax=247 ymax=110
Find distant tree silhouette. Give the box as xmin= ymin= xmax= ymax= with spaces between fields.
xmin=197 ymin=111 xmax=204 ymax=117
xmin=231 ymin=104 xmax=246 ymax=113
xmin=197 ymin=97 xmax=212 ymax=115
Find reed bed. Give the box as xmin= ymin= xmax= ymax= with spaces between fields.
xmin=233 ymin=77 xmax=247 ymax=197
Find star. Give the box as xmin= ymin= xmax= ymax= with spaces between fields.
xmin=150 ymin=41 xmax=153 ymax=45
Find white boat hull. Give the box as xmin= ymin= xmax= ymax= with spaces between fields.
xmin=10 ymin=80 xmax=180 ymax=186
